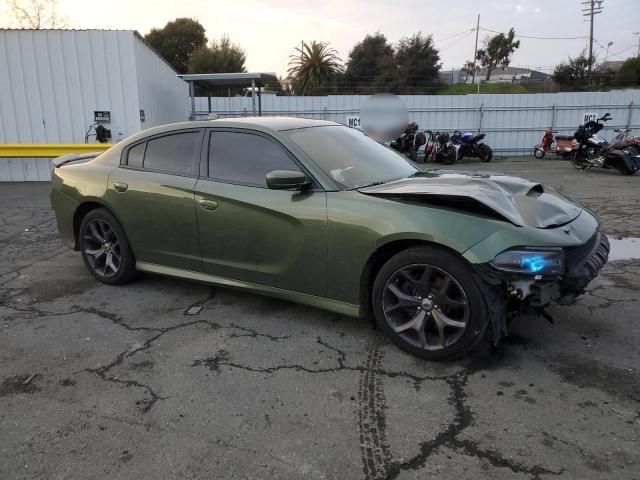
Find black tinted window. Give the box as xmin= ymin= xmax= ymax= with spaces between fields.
xmin=143 ymin=132 xmax=198 ymax=175
xmin=127 ymin=142 xmax=145 ymax=168
xmin=209 ymin=132 xmax=299 ymax=186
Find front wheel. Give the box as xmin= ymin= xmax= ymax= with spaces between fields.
xmin=477 ymin=144 xmax=492 ymax=162
xmin=372 ymin=246 xmax=490 ymax=361
xmin=79 ymin=208 xmax=136 ymax=285
xmin=442 ymin=146 xmax=457 ymax=165
xmin=570 ymin=151 xmax=589 ymax=170
xmin=533 ymin=148 xmax=545 ymax=159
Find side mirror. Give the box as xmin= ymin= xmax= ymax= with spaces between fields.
xmin=266 ymin=170 xmax=310 ymax=190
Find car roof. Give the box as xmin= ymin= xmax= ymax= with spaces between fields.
xmin=129 ymin=117 xmax=340 ymax=141
xmin=210 ymin=116 xmax=340 ymax=131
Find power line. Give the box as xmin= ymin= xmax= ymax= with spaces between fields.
xmin=433 ymin=28 xmax=475 ymax=44
xmin=607 ymin=44 xmax=637 ymax=59
xmin=438 ymin=30 xmax=475 ymax=52
xmin=480 ymin=26 xmax=588 ymax=41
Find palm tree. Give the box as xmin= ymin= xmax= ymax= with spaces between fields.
xmin=287 ymin=41 xmax=344 ymax=95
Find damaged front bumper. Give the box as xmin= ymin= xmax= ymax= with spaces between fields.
xmin=475 ymin=232 xmax=610 ymax=343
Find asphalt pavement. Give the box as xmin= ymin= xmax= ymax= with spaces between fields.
xmin=1 ymin=158 xmax=639 ymax=480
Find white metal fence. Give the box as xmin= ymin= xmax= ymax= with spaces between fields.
xmin=196 ymin=90 xmax=640 ymax=155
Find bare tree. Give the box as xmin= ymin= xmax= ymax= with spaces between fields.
xmin=5 ymin=0 xmax=67 ymax=28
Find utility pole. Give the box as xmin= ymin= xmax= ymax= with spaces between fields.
xmin=581 ymin=0 xmax=604 ymax=87
xmin=635 ymin=32 xmax=640 ymax=57
xmin=471 ymin=14 xmax=480 ymax=84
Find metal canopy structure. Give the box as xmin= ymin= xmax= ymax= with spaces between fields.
xmin=177 ymin=72 xmax=278 ymax=119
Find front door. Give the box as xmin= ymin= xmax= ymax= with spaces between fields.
xmin=107 ymin=129 xmax=204 ymax=271
xmin=194 ymin=129 xmax=327 ymax=296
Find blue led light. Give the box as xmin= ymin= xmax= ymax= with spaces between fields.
xmin=520 ymin=255 xmax=546 ymax=273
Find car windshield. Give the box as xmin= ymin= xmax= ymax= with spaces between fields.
xmin=283 ymin=125 xmax=417 ymax=189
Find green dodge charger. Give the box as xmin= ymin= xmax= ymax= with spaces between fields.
xmin=51 ymin=117 xmax=609 ymax=360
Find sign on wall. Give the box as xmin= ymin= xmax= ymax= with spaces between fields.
xmin=94 ymin=111 xmax=111 ymax=123
xmin=140 ymin=110 xmax=145 ymax=122
xmin=345 ymin=115 xmax=361 ymax=129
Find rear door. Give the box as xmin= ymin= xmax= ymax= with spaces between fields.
xmin=194 ymin=129 xmax=327 ymax=296
xmin=107 ymin=129 xmax=204 ymax=271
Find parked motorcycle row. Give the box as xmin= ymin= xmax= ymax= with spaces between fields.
xmin=388 ymin=113 xmax=640 ymax=176
xmin=389 ymin=123 xmax=493 ymax=165
xmin=534 ymin=113 xmax=640 ymax=175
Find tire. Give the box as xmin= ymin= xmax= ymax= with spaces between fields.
xmin=372 ymin=246 xmax=490 ymax=361
xmin=533 ymin=148 xmax=545 ymax=159
xmin=570 ymin=151 xmax=589 ymax=170
xmin=478 ymin=144 xmax=492 ymax=162
xmin=443 ymin=146 xmax=457 ymax=165
xmin=79 ymin=208 xmax=136 ymax=285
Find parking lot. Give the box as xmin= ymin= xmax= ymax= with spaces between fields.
xmin=1 ymin=158 xmax=639 ymax=479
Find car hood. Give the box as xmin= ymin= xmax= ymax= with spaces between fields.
xmin=358 ymin=170 xmax=582 ymax=228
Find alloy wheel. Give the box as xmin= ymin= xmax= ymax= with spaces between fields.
xmin=382 ymin=263 xmax=469 ymax=351
xmin=82 ymin=219 xmax=121 ymax=278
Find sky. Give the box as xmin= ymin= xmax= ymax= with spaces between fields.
xmin=2 ymin=0 xmax=639 ymax=76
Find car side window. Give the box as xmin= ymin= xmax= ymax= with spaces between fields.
xmin=127 ymin=142 xmax=145 ymax=168
xmin=142 ymin=132 xmax=199 ymax=175
xmin=208 ymin=131 xmax=300 ymax=187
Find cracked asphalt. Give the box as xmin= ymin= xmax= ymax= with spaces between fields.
xmin=1 ymin=158 xmax=639 ymax=480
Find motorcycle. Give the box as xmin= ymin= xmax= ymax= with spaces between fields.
xmin=571 ymin=113 xmax=640 ymax=175
xmin=450 ymin=131 xmax=493 ymax=162
xmin=390 ymin=122 xmax=427 ymax=162
xmin=425 ymin=130 xmax=457 ymax=165
xmin=533 ymin=128 xmax=577 ymax=159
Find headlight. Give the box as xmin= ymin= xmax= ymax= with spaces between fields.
xmin=490 ymin=248 xmax=565 ymax=275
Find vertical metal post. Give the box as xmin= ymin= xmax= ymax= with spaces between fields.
xmin=189 ymin=81 xmax=195 ymax=120
xmin=551 ymin=103 xmax=557 ymax=129
xmin=207 ymin=95 xmax=211 ymax=114
xmin=627 ymin=101 xmax=634 ymax=129
xmin=258 ymin=86 xmax=262 ymax=116
xmin=251 ymin=79 xmax=256 ymax=116
xmin=471 ymin=14 xmax=480 ymax=85
xmin=478 ymin=103 xmax=484 ymax=133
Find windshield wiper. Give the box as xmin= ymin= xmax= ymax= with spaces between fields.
xmin=349 ymin=180 xmax=388 ymax=190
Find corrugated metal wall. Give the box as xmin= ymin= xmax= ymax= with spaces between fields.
xmin=196 ymin=90 xmax=640 ymax=155
xmin=0 ymin=29 xmax=188 ymax=181
xmin=133 ymin=33 xmax=190 ymax=127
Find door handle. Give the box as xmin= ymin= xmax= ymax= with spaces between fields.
xmin=113 ymin=182 xmax=128 ymax=192
xmin=198 ymin=199 xmax=218 ymax=211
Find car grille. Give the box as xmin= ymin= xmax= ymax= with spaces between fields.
xmin=565 ymin=233 xmax=598 ymax=271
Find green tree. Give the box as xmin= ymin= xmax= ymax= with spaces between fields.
xmin=617 ymin=57 xmax=640 ymax=87
xmin=188 ymin=36 xmax=247 ymax=74
xmin=476 ymin=28 xmax=521 ymax=81
xmin=287 ymin=41 xmax=343 ymax=95
xmin=394 ymin=32 xmax=441 ymax=93
xmin=145 ymin=18 xmax=207 ymax=74
xmin=343 ymin=33 xmax=396 ymax=93
xmin=552 ymin=51 xmax=596 ymax=89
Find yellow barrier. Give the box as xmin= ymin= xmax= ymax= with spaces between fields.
xmin=0 ymin=144 xmax=112 ymax=158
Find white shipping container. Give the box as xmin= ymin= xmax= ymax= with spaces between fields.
xmin=0 ymin=29 xmax=189 ymax=181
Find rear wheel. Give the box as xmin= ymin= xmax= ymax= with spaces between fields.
xmin=372 ymin=246 xmax=489 ymax=361
xmin=478 ymin=144 xmax=492 ymax=162
xmin=533 ymin=148 xmax=545 ymax=159
xmin=79 ymin=208 xmax=136 ymax=285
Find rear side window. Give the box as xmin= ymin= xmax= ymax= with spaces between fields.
xmin=127 ymin=142 xmax=145 ymax=168
xmin=142 ymin=132 xmax=199 ymax=175
xmin=208 ymin=131 xmax=299 ymax=186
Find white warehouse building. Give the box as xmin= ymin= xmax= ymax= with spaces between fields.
xmin=0 ymin=29 xmax=189 ymax=181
